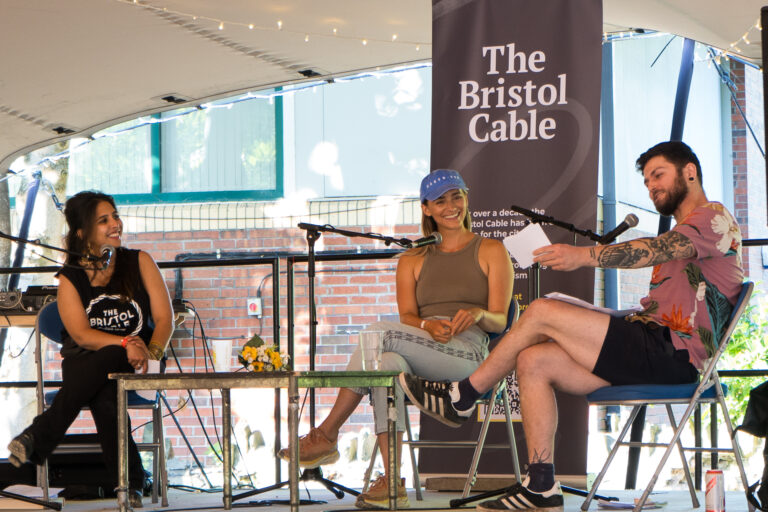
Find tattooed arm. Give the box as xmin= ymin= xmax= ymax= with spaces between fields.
xmin=532 ymin=230 xmax=696 ymax=271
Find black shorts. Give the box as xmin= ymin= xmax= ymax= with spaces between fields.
xmin=592 ymin=316 xmax=698 ymax=386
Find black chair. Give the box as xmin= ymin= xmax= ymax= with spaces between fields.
xmin=34 ymin=301 xmax=168 ymax=505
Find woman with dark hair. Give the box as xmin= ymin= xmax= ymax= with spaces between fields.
xmin=7 ymin=191 xmax=173 ymax=508
xmin=277 ymin=170 xmax=514 ymax=508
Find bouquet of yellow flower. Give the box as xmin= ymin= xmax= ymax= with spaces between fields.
xmin=238 ymin=334 xmax=290 ymax=372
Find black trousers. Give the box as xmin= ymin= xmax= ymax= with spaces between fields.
xmin=25 ymin=345 xmax=145 ymax=490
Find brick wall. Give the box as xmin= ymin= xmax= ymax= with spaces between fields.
xmin=729 ymin=61 xmax=752 ymax=276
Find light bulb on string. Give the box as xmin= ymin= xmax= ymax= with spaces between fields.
xmin=362 ymin=39 xmax=368 ymax=45
xmin=248 ymin=24 xmax=254 ymax=30
xmin=304 ymin=34 xmax=309 ymax=42
xmin=277 ymin=20 xmax=283 ymax=30
xmin=218 ymin=22 xmax=224 ymax=30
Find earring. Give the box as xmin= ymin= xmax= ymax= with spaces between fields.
xmin=79 ymin=242 xmax=93 ymax=268
xmin=688 ymin=176 xmax=695 ymax=182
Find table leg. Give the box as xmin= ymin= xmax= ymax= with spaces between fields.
xmin=289 ymin=376 xmax=299 ymax=512
xmin=117 ymin=380 xmax=129 ymax=512
xmin=223 ymin=389 xmax=232 ymax=509
xmin=387 ymin=382 xmax=397 ymax=510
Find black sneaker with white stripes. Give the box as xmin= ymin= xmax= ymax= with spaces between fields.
xmin=477 ymin=478 xmax=563 ymax=511
xmin=398 ymin=372 xmax=472 ymax=428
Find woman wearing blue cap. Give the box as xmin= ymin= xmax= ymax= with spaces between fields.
xmin=278 ymin=169 xmax=514 ymax=508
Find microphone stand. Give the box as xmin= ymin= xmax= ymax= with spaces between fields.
xmin=450 ymin=207 xmax=617 ymax=507
xmin=296 ymin=224 xmax=412 ymax=432
xmin=507 ymin=205 xmax=603 ymax=243
xmin=0 ymin=229 xmax=104 ymax=270
xmin=234 ymin=223 xmax=414 ymax=505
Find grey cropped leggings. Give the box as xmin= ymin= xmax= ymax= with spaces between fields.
xmin=345 ymin=319 xmax=488 ymax=434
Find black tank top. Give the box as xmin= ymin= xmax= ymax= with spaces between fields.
xmin=57 ymin=248 xmax=154 ymax=357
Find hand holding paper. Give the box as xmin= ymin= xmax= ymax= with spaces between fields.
xmin=503 ymin=223 xmax=551 ymax=268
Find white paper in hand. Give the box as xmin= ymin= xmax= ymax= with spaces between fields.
xmin=503 ymin=223 xmax=551 ymax=268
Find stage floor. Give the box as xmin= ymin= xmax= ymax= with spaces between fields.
xmin=7 ymin=486 xmax=753 ymax=512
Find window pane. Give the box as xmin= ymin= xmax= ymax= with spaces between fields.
xmin=161 ymin=98 xmax=277 ymax=193
xmin=292 ymin=66 xmax=431 ymax=197
xmin=67 ymin=120 xmax=152 ymax=195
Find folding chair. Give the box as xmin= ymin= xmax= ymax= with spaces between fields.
xmin=582 ymin=281 xmax=755 ymax=512
xmin=363 ymin=298 xmax=522 ymax=500
xmin=34 ymin=301 xmax=168 ymax=506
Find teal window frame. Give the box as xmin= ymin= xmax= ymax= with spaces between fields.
xmin=111 ymin=96 xmax=284 ymax=205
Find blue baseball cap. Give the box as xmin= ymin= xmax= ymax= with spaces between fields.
xmin=420 ymin=169 xmax=468 ymax=202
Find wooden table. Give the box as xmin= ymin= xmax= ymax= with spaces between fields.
xmin=111 ymin=370 xmax=399 ymax=512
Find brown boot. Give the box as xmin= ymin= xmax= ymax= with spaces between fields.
xmin=356 ymin=475 xmax=410 ymax=509
xmin=277 ymin=427 xmax=340 ymax=468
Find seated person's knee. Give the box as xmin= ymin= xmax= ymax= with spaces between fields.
xmin=525 ymin=297 xmax=556 ymax=318
xmin=517 ymin=345 xmax=548 ymax=377
xmin=380 ymin=351 xmax=408 ymax=372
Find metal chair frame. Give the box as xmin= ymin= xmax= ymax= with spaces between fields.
xmin=582 ymin=282 xmax=755 ymax=512
xmin=363 ymin=299 xmax=522 ymax=500
xmin=34 ymin=300 xmax=168 ymax=506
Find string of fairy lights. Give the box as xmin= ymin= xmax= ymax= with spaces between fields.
xmin=116 ymin=0 xmax=427 ymax=51
xmin=122 ymin=0 xmax=761 ymax=65
xmin=604 ymin=15 xmax=762 ymax=68
xmin=6 ymin=6 xmax=764 ymax=188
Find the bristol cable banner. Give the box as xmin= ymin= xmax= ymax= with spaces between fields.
xmin=421 ymin=0 xmax=602 ymax=478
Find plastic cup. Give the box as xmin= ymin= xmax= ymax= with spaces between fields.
xmin=136 ymin=359 xmax=161 ymax=401
xmin=359 ymin=331 xmax=383 ymax=371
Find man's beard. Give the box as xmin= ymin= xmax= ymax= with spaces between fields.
xmin=653 ymin=170 xmax=688 ymax=216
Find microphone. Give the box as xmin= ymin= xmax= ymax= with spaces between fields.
xmin=600 ymin=214 xmax=639 ymax=244
xmin=409 ymin=232 xmax=443 ymax=248
xmin=99 ymin=244 xmax=115 ymax=270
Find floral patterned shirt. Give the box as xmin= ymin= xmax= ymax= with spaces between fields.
xmin=637 ymin=202 xmax=743 ymax=370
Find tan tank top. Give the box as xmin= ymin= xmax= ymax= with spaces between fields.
xmin=415 ymin=235 xmax=489 ymax=318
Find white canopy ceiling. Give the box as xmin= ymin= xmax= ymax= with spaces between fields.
xmin=1 ymin=0 xmax=765 ymax=170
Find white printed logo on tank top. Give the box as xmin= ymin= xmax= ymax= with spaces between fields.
xmin=85 ymin=294 xmax=143 ymax=336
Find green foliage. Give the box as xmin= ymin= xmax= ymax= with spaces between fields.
xmin=719 ymin=289 xmax=768 ymax=423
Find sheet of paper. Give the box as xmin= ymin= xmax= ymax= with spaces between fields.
xmin=597 ymin=499 xmax=666 ymax=509
xmin=0 ymin=485 xmax=64 ymax=509
xmin=1 ymin=485 xmax=62 ymax=498
xmin=502 ymin=223 xmax=551 ymax=269
xmin=545 ymin=292 xmax=642 ymax=317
